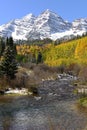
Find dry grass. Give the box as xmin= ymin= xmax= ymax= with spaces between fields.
xmin=0 ymin=63 xmax=58 ymax=90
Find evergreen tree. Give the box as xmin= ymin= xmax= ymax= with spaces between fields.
xmin=36 ymin=52 xmax=42 ymax=64
xmin=0 ymin=38 xmax=5 ymax=57
xmin=6 ymin=37 xmax=9 ymax=46
xmin=13 ymin=44 xmax=17 ymax=56
xmin=6 ymin=37 xmax=13 ymax=47
xmin=6 ymin=37 xmax=17 ymax=55
xmin=0 ymin=38 xmax=18 ymax=79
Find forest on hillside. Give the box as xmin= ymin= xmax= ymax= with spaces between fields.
xmin=0 ymin=35 xmax=87 ymax=68
xmin=14 ymin=36 xmax=87 ymax=66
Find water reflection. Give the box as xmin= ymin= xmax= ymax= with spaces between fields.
xmin=2 ymin=117 xmax=12 ymax=130
xmin=0 ymin=96 xmax=50 ymax=130
xmin=0 ymin=109 xmax=14 ymax=130
xmin=0 ymin=96 xmax=87 ymax=130
xmin=12 ymin=110 xmax=49 ymax=130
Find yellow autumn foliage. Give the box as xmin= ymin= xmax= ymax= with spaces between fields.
xmin=16 ymin=36 xmax=87 ymax=66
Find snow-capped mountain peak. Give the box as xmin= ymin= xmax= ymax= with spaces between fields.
xmin=72 ymin=18 xmax=87 ymax=31
xmin=22 ymin=13 xmax=36 ymax=22
xmin=28 ymin=9 xmax=72 ymax=40
xmin=0 ymin=10 xmax=87 ymax=41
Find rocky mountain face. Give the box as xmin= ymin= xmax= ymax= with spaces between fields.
xmin=72 ymin=18 xmax=87 ymax=31
xmin=0 ymin=9 xmax=87 ymax=41
xmin=0 ymin=13 xmax=36 ymax=40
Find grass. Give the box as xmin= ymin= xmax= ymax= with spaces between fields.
xmin=73 ymin=89 xmax=78 ymax=94
xmin=78 ymin=97 xmax=87 ymax=108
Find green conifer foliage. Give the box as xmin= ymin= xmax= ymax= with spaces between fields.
xmin=6 ymin=37 xmax=13 ymax=47
xmin=0 ymin=37 xmax=18 ymax=79
xmin=0 ymin=38 xmax=5 ymax=57
xmin=36 ymin=52 xmax=42 ymax=64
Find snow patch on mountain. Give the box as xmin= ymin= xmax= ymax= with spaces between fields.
xmin=50 ymin=30 xmax=86 ymax=40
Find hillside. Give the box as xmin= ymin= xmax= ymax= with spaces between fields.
xmin=16 ymin=36 xmax=87 ymax=66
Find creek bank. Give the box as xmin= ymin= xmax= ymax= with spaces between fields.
xmin=0 ymin=73 xmax=78 ymax=100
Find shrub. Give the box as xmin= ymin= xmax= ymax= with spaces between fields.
xmin=29 ymin=86 xmax=38 ymax=96
xmin=79 ymin=65 xmax=87 ymax=83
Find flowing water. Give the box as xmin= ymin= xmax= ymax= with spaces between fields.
xmin=0 ymin=95 xmax=87 ymax=130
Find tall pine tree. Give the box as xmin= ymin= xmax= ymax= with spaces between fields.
xmin=0 ymin=38 xmax=5 ymax=57
xmin=0 ymin=37 xmax=18 ymax=79
xmin=36 ymin=52 xmax=42 ymax=64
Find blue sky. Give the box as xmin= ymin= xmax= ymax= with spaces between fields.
xmin=0 ymin=0 xmax=87 ymax=25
